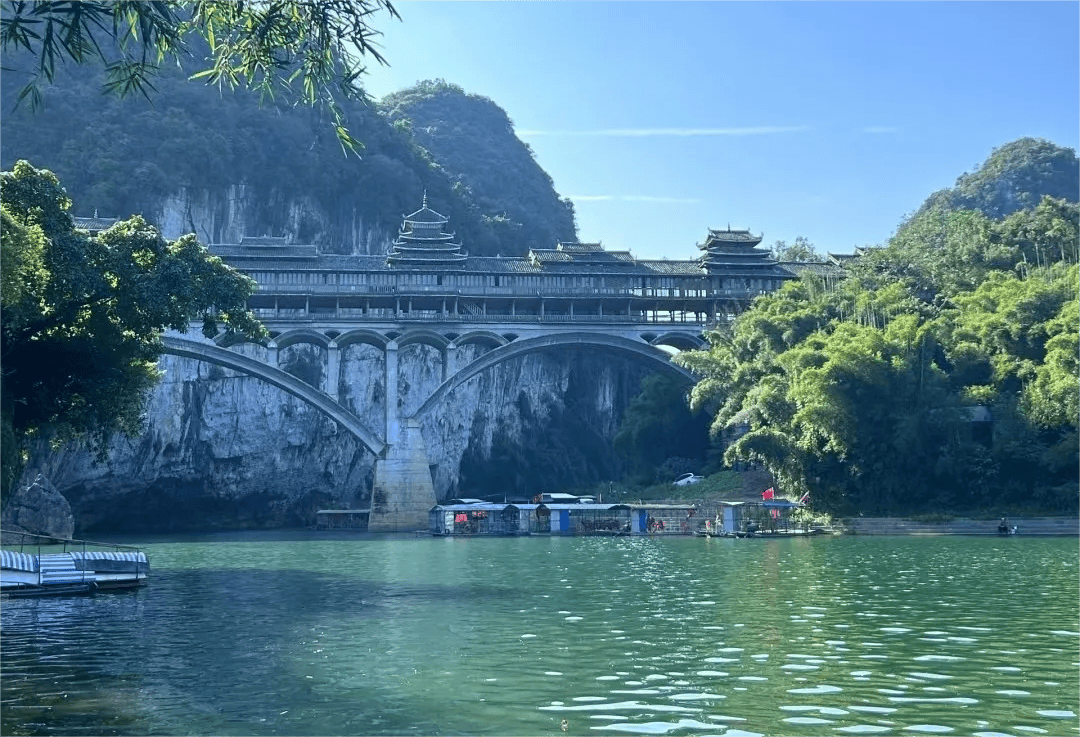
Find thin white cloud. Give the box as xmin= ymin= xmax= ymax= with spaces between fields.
xmin=519 ymin=126 xmax=810 ymax=137
xmin=622 ymin=196 xmax=702 ymax=204
xmin=862 ymin=126 xmax=899 ymax=134
xmin=567 ymin=195 xmax=701 ymax=204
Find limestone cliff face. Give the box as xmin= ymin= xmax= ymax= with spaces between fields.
xmin=1 ymin=474 xmax=75 ymax=539
xmin=27 ymin=353 xmax=377 ymax=534
xmin=24 ymin=345 xmax=651 ymax=534
xmin=152 ymin=185 xmax=396 ymax=254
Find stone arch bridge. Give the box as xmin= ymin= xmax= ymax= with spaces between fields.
xmin=161 ymin=319 xmax=705 ymax=531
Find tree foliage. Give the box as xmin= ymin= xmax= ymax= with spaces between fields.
xmin=0 ymin=161 xmax=265 ymax=498
xmin=613 ymin=373 xmax=710 ymax=482
xmin=770 ymin=236 xmax=822 ymax=262
xmin=676 ymin=140 xmax=1079 ymax=515
xmin=910 ymin=137 xmax=1079 ymax=221
xmin=380 ymin=79 xmax=578 ymax=252
xmin=1 ymin=60 xmax=571 ymax=257
xmin=0 ymin=0 xmax=400 ymax=151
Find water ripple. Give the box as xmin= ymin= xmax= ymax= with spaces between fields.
xmin=2 ymin=533 xmax=1076 ymax=736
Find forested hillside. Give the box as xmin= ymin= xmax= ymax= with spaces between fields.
xmin=0 ymin=58 xmax=572 ymax=255
xmin=380 ymin=80 xmax=577 ymax=252
xmin=674 ymin=139 xmax=1079 ymax=516
xmin=907 ymin=138 xmax=1079 ymax=225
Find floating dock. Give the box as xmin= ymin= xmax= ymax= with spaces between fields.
xmin=1 ymin=531 xmax=148 ymax=597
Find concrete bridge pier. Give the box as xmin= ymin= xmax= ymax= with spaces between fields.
xmin=368 ymin=340 xmax=437 ymax=532
xmin=326 ymin=341 xmax=340 ymax=402
xmin=443 ymin=342 xmax=458 ymax=382
xmin=368 ymin=419 xmax=437 ymax=532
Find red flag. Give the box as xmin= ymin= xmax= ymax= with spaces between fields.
xmin=762 ymin=488 xmax=775 ymax=500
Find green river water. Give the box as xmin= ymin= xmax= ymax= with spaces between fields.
xmin=1 ymin=532 xmax=1077 ymax=736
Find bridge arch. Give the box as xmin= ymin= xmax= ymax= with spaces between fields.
xmin=397 ymin=329 xmax=450 ymax=351
xmin=650 ymin=332 xmax=706 ymax=351
xmin=412 ymin=331 xmax=696 ymax=419
xmin=274 ymin=329 xmax=332 ymax=350
xmin=160 ymin=335 xmax=386 ymax=456
xmin=454 ymin=330 xmax=509 ymax=349
xmin=335 ymin=329 xmax=390 ymax=351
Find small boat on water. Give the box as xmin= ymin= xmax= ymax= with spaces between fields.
xmin=1 ymin=530 xmax=148 ymax=598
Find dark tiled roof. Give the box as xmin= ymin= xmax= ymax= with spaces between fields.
xmin=530 ymin=250 xmax=573 ymax=263
xmin=240 ymin=236 xmax=289 ymax=246
xmin=530 ymin=248 xmax=636 ymax=266
xmin=827 ymin=247 xmax=881 ymax=265
xmin=778 ymin=261 xmax=845 ymax=278
xmin=637 ymin=260 xmax=707 ymax=275
xmin=212 ymin=244 xmax=319 ymax=260
xmin=397 ymin=231 xmax=457 ymax=242
xmin=402 ymin=205 xmax=448 ymax=224
xmin=73 ymin=215 xmax=119 ymax=231
xmin=703 ymin=229 xmax=763 ymax=246
xmin=556 ymin=242 xmax=605 ymax=252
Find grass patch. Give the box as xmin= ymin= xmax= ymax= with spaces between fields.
xmin=573 ymin=470 xmax=751 ymax=505
xmin=790 ymin=507 xmax=834 ymax=528
xmin=905 ymin=512 xmax=955 ymax=524
xmin=623 ymin=471 xmax=747 ymax=503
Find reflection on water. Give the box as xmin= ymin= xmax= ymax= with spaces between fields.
xmin=2 ymin=533 xmax=1077 ymax=736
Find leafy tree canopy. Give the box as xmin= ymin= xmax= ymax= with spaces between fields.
xmin=0 ymin=160 xmax=265 ymax=498
xmin=770 ymin=236 xmax=822 ymax=262
xmin=674 ymin=139 xmax=1079 ymax=515
xmin=0 ymin=0 xmax=400 ymax=150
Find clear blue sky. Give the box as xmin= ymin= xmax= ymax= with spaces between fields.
xmin=362 ymin=2 xmax=1079 ymax=261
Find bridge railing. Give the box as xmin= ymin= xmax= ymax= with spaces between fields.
xmin=252 ymin=311 xmax=710 ymax=325
xmin=251 ymin=283 xmax=767 ymax=301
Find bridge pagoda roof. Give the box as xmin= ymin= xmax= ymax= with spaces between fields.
xmin=701 ymin=228 xmax=763 ymax=247
xmin=401 ymin=192 xmax=449 ymax=225
xmin=389 ymin=194 xmax=466 ymax=268
xmin=694 ymin=226 xmax=782 ymax=276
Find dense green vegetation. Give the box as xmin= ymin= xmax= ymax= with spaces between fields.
xmin=910 ymin=138 xmax=1079 ymax=221
xmin=0 ymin=161 xmax=264 ymax=501
xmin=380 ymin=80 xmax=578 ymax=252
xmin=612 ymin=373 xmax=712 ymax=484
xmin=674 ymin=139 xmax=1078 ymax=516
xmin=1 ymin=58 xmax=574 ymax=257
xmin=0 ymin=0 xmax=400 ymax=150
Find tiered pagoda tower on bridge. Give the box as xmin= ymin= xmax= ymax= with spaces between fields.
xmin=386 ymin=193 xmax=466 ymax=268
xmin=698 ymin=227 xmax=767 ymax=272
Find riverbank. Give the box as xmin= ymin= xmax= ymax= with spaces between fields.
xmin=848 ymin=516 xmax=1079 ymax=536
